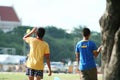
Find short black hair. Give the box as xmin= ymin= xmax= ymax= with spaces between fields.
xmin=37 ymin=27 xmax=45 ymax=39
xmin=82 ymin=28 xmax=91 ymax=37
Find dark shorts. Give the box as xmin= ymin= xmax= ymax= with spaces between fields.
xmin=80 ymin=68 xmax=97 ymax=80
xmin=26 ymin=68 xmax=43 ymax=79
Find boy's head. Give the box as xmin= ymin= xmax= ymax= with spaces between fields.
xmin=82 ymin=28 xmax=91 ymax=37
xmin=36 ymin=27 xmax=45 ymax=39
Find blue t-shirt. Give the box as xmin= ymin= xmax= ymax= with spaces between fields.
xmin=75 ymin=40 xmax=97 ymax=70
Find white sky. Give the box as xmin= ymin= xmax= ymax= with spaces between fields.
xmin=0 ymin=0 xmax=106 ymax=32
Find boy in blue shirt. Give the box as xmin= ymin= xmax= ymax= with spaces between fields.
xmin=75 ymin=28 xmax=102 ymax=80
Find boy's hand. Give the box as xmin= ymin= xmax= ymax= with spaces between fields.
xmin=97 ymin=45 xmax=102 ymax=53
xmin=48 ymin=70 xmax=52 ymax=76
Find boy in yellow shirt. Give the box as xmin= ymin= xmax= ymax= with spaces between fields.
xmin=23 ymin=27 xmax=52 ymax=80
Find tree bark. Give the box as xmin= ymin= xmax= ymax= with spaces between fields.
xmin=99 ymin=0 xmax=120 ymax=80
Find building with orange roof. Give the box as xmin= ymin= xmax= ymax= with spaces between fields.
xmin=0 ymin=6 xmax=21 ymax=32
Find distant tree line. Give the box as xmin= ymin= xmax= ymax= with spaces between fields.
xmin=0 ymin=25 xmax=101 ymax=64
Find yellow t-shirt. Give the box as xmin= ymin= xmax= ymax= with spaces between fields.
xmin=25 ymin=37 xmax=50 ymax=70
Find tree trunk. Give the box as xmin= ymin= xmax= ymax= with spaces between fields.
xmin=99 ymin=0 xmax=120 ymax=80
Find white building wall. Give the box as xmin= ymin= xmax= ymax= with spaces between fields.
xmin=0 ymin=21 xmax=21 ymax=32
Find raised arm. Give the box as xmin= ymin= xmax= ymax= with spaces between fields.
xmin=23 ymin=27 xmax=37 ymax=40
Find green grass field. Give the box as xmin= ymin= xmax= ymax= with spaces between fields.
xmin=0 ymin=72 xmax=102 ymax=80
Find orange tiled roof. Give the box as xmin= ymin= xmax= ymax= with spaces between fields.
xmin=0 ymin=6 xmax=20 ymax=22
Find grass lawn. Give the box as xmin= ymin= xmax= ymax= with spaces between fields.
xmin=0 ymin=72 xmax=102 ymax=80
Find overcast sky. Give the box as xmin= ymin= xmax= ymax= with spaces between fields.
xmin=0 ymin=0 xmax=106 ymax=32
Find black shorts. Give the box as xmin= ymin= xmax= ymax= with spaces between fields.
xmin=26 ymin=68 xmax=43 ymax=79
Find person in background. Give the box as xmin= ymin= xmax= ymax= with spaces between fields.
xmin=23 ymin=27 xmax=52 ymax=80
xmin=75 ymin=28 xmax=102 ymax=80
